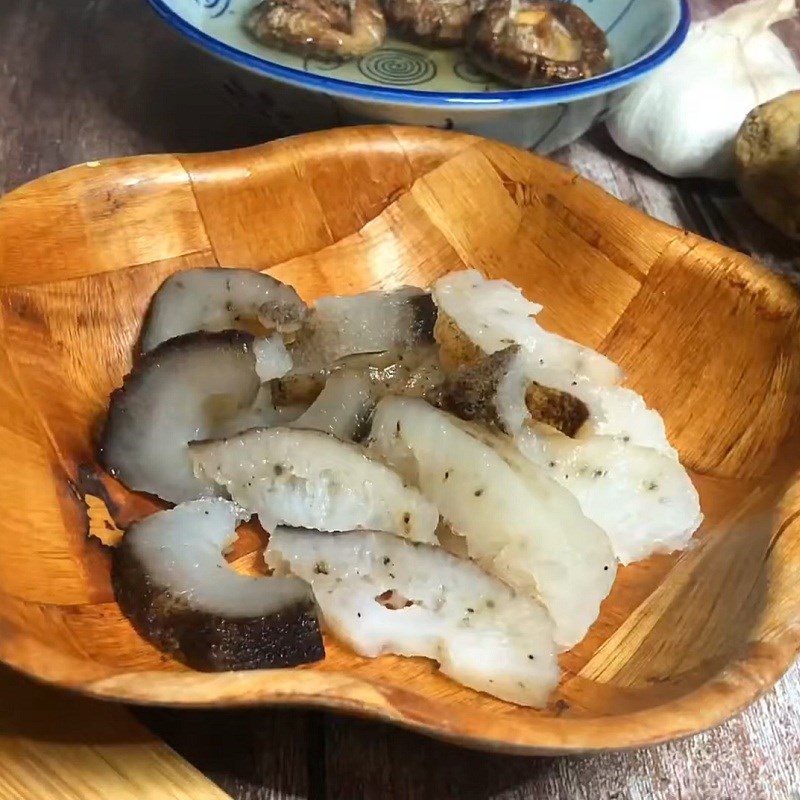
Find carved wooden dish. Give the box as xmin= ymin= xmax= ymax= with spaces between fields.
xmin=1 ymin=127 xmax=798 ymax=755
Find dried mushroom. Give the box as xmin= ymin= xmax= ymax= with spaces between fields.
xmin=381 ymin=0 xmax=486 ymax=46
xmin=467 ymin=0 xmax=609 ymax=88
xmin=246 ymin=0 xmax=386 ymax=58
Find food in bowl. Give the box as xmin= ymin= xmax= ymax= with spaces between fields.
xmin=113 ymin=498 xmax=324 ymax=671
xmin=245 ymin=0 xmax=610 ymax=86
xmin=380 ymin=0 xmax=485 ymax=47
xmin=466 ymin=0 xmax=609 ymax=87
xmin=100 ymin=267 xmax=702 ymax=706
xmin=246 ymin=0 xmax=387 ymax=59
xmin=145 ymin=0 xmax=689 ymax=151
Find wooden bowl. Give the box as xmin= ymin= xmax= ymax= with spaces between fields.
xmin=1 ymin=127 xmax=798 ymax=755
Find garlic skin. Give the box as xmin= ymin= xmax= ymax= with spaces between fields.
xmin=606 ymin=0 xmax=800 ymax=180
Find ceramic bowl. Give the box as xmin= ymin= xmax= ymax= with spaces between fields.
xmin=146 ymin=0 xmax=689 ymax=151
xmin=0 ymin=127 xmax=798 ymax=755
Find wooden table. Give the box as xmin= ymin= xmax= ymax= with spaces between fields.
xmin=1 ymin=1 xmax=798 ymax=798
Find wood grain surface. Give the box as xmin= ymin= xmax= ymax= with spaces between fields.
xmin=0 ymin=666 xmax=231 ymax=800
xmin=0 ymin=1 xmax=799 ymax=799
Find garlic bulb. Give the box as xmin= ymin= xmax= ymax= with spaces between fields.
xmin=606 ymin=0 xmax=800 ymax=180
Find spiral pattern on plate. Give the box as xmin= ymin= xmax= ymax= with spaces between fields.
xmin=194 ymin=0 xmax=232 ymax=18
xmin=358 ymin=49 xmax=436 ymax=85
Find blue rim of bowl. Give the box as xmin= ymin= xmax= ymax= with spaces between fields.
xmin=146 ymin=0 xmax=690 ymax=109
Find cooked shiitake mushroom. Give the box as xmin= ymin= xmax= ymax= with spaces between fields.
xmin=141 ymin=268 xmax=308 ymax=354
xmin=466 ymin=0 xmax=609 ymax=88
xmin=113 ymin=498 xmax=323 ymax=671
xmin=99 ymin=331 xmax=293 ymax=504
xmin=246 ymin=0 xmax=386 ymax=59
xmin=381 ymin=0 xmax=486 ymax=46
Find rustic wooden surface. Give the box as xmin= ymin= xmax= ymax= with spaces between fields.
xmin=0 ymin=1 xmax=799 ymax=799
xmin=0 ymin=666 xmax=230 ymax=800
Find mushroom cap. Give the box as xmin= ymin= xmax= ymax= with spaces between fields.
xmin=246 ymin=0 xmax=386 ymax=59
xmin=466 ymin=0 xmax=609 ymax=88
xmin=380 ymin=0 xmax=485 ymax=46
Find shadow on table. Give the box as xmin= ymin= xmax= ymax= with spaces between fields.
xmin=76 ymin=0 xmax=340 ymax=153
xmin=6 ymin=0 xmax=328 ymax=163
xmin=0 ymin=664 xmax=152 ymax=745
xmin=137 ymin=705 xmax=575 ymax=800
